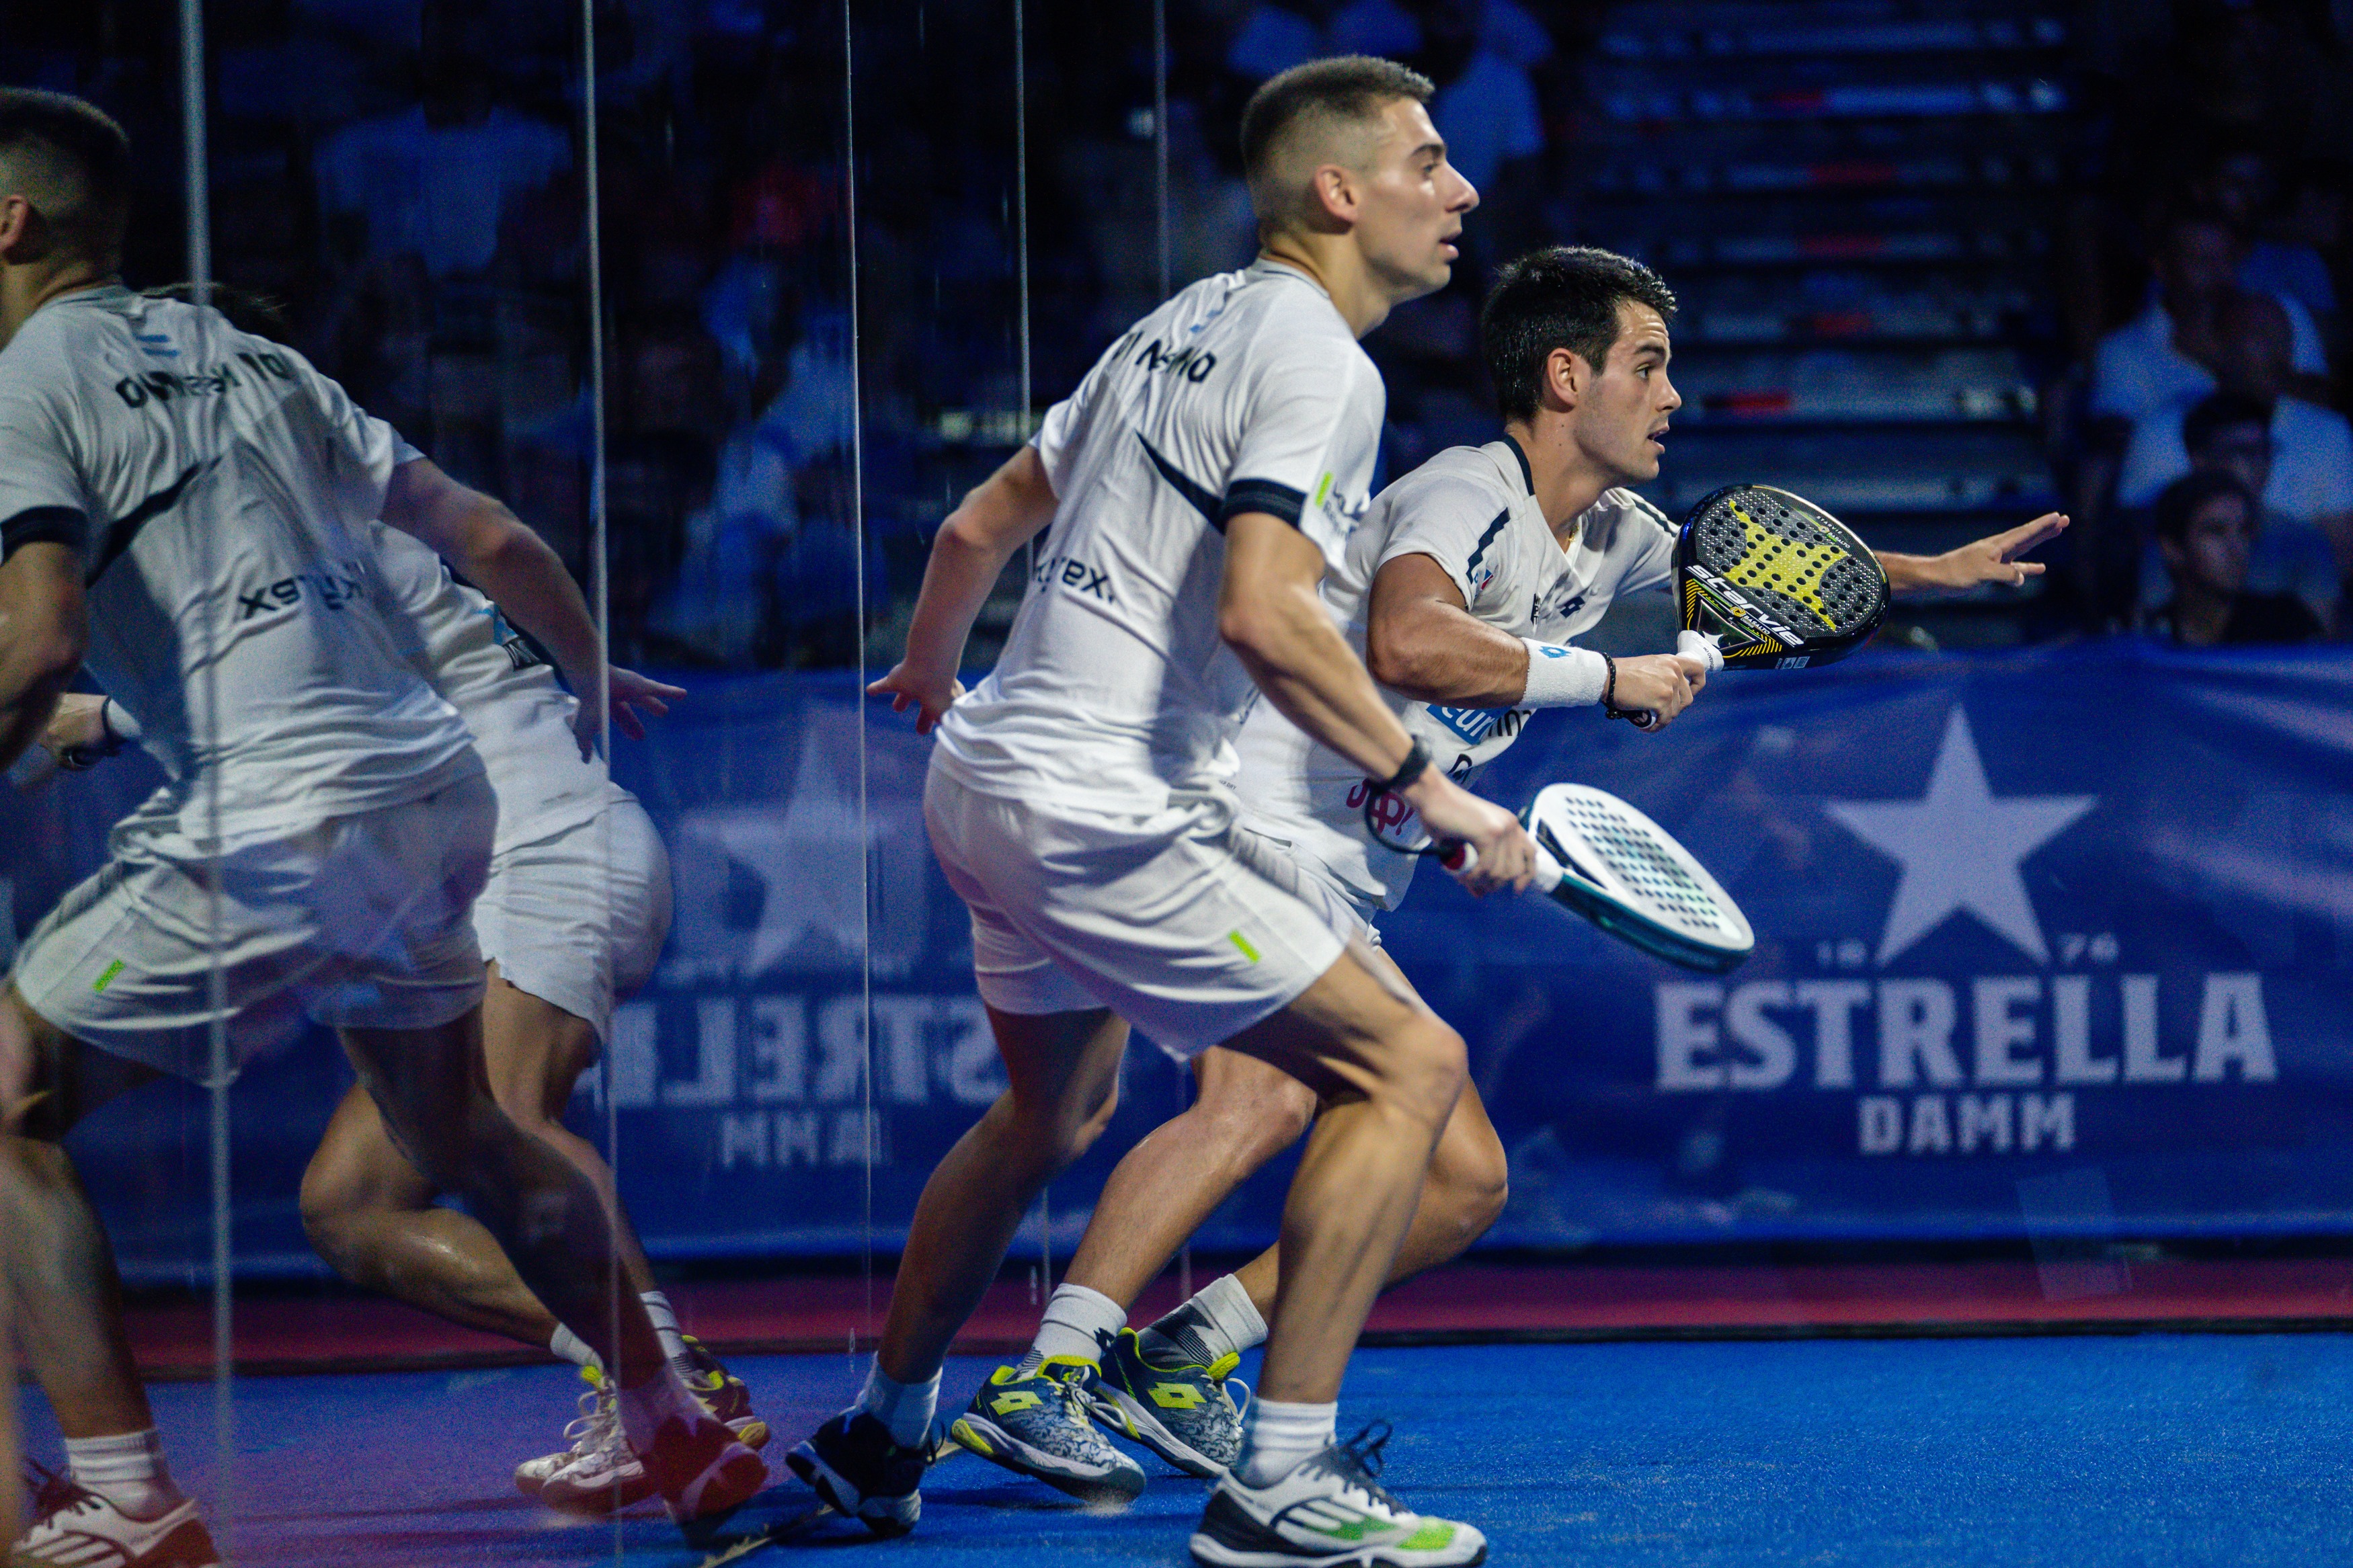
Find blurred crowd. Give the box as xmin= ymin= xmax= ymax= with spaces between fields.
xmin=2060 ymin=0 xmax=2353 ymax=644
xmin=6 ymin=0 xmax=2350 ymax=664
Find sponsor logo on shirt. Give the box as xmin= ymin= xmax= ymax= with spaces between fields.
xmin=1031 ymin=551 xmax=1115 ymax=604
xmin=235 ymin=560 xmax=370 ymax=620
xmin=1109 ymin=327 xmax=1220 ymax=384
xmin=1425 ymin=704 xmax=1533 ymax=747
xmin=112 ymin=349 xmax=298 ymax=410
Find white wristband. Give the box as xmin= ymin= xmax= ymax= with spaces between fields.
xmin=1519 ymin=639 xmax=1609 ymax=706
xmin=103 ymin=698 xmax=143 ymax=741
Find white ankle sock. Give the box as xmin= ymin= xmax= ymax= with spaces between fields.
xmin=639 ymin=1290 xmax=693 ymax=1370
xmin=65 ymin=1430 xmax=185 ymax=1522
xmin=615 ymin=1365 xmax=716 ymax=1454
xmin=1143 ymin=1273 xmax=1267 ymax=1368
xmin=550 ymin=1324 xmax=604 ymax=1372
xmin=1235 ymin=1398 xmax=1336 ymax=1488
xmin=859 ymin=1359 xmax=941 ymax=1449
xmin=1021 ymin=1283 xmax=1127 ymax=1372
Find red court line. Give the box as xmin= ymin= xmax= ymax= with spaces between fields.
xmin=119 ymin=1259 xmax=2353 ymax=1378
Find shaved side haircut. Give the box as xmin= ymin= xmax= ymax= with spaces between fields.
xmin=1238 ymin=55 xmax=1435 ymax=233
xmin=0 ymin=89 xmax=133 ymax=267
xmin=1482 ymin=247 xmax=1679 ymax=421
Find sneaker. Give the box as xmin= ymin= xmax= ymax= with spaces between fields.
xmin=1088 ymin=1327 xmax=1249 ymax=1478
xmin=15 ymin=1463 xmax=221 ymax=1568
xmin=523 ymin=1364 xmax=770 ymax=1513
xmin=634 ymin=1411 xmax=769 ymax=1524
xmin=1189 ymin=1423 xmax=1486 ymax=1567
xmin=680 ymin=1335 xmax=763 ymax=1432
xmin=784 ymin=1409 xmax=933 ymax=1538
xmin=947 ymin=1356 xmax=1148 ymax=1505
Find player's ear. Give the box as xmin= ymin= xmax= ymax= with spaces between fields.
xmin=1545 ymin=346 xmax=1584 ymax=411
xmin=0 ymin=196 xmax=42 ymax=263
xmin=1308 ymin=162 xmax=1358 ymax=230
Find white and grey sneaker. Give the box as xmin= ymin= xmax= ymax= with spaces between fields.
xmin=1189 ymin=1423 xmax=1486 ymax=1567
xmin=523 ymin=1364 xmax=770 ymax=1516
xmin=15 ymin=1463 xmax=221 ymax=1568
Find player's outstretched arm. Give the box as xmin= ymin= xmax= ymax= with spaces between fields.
xmin=1220 ymin=513 xmax=1534 ymax=893
xmin=869 ymin=444 xmax=1059 ymax=734
xmin=0 ymin=540 xmax=87 ymax=774
xmin=1877 ymin=511 xmax=2069 ymax=595
xmin=380 ymin=457 xmax=612 ymax=755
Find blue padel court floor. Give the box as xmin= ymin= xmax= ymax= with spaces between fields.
xmin=21 ymin=1335 xmax=2350 ymax=1565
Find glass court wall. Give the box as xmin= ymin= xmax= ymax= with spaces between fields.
xmin=6 ymin=1 xmax=2348 ymax=1562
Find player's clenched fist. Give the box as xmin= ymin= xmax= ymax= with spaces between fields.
xmin=1610 ymin=652 xmax=1708 ymax=728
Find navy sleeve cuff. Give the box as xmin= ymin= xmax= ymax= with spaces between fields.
xmin=1 ymin=505 xmax=88 ymax=563
xmin=1219 ymin=477 xmax=1308 ymax=529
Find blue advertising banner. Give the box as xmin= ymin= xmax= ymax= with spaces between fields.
xmin=9 ymin=641 xmax=2353 ymax=1282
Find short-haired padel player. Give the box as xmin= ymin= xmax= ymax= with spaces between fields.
xmin=973 ymin=245 xmax=2070 ymax=1483
xmin=791 ymin=56 xmax=1531 ymax=1568
xmin=36 ymin=518 xmax=767 ymax=1518
xmin=0 ymin=88 xmax=762 ymax=1565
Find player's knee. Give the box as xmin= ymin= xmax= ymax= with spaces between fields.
xmin=1199 ymin=1067 xmax=1316 ymax=1166
xmin=1380 ymin=1016 xmax=1469 ymax=1131
xmin=1430 ymin=1124 xmax=1510 ymax=1242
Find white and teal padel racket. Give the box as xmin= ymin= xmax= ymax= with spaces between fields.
xmin=1517 ymin=782 xmax=1752 ymax=973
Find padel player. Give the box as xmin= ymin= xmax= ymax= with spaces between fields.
xmin=796 ymin=55 xmax=1531 ymax=1568
xmin=38 ymin=516 xmax=767 ymax=1518
xmin=974 ymin=245 xmax=2071 ymax=1485
xmin=0 ymin=88 xmax=761 ymax=1565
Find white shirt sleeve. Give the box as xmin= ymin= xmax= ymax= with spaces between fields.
xmin=1222 ymin=337 xmax=1365 ymax=526
xmin=0 ymin=380 xmax=95 ymax=563
xmin=1375 ymin=468 xmax=1516 ymax=611
xmin=277 ymin=342 xmax=417 ymax=524
xmin=1031 ymin=331 xmax=1133 ymax=496
xmin=1603 ymin=491 xmax=1679 ymax=595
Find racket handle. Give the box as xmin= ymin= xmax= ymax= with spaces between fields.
xmin=1441 ymin=840 xmax=1568 ymax=896
xmin=1677 ymin=627 xmax=1725 ymax=672
xmin=1439 ymin=840 xmax=1476 ymax=876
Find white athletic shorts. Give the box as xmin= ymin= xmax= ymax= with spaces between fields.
xmin=472 ymin=793 xmax=670 ymax=1043
xmin=923 ymin=763 xmax=1363 ymax=1061
xmin=12 ymin=771 xmax=495 ymax=1085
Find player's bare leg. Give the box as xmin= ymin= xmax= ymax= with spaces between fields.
xmin=874 ymin=1005 xmax=1127 ymax=1385
xmin=301 ymin=966 xmax=657 ymax=1347
xmin=787 ymin=1004 xmax=1127 ymax=1528
xmin=1222 ymin=945 xmax=1467 ymax=1406
xmin=338 ymin=1005 xmax=764 ymax=1518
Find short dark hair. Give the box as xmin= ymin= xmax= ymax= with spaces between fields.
xmin=2182 ymin=391 xmax=2272 ymax=456
xmin=1239 ymin=56 xmax=1434 ymax=220
xmin=1480 ymin=247 xmax=1679 ymax=421
xmin=0 ymin=88 xmax=132 ymax=262
xmin=2153 ymin=468 xmax=2255 ymax=546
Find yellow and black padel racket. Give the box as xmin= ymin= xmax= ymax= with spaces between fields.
xmin=1673 ymin=483 xmax=1889 ymax=671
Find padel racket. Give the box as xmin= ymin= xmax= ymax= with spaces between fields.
xmin=1607 ymin=483 xmax=1890 ymax=729
xmin=1675 ymin=483 xmax=1889 ymax=671
xmin=1366 ymin=781 xmax=1754 ymax=973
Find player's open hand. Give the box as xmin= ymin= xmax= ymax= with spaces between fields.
xmin=38 ymin=694 xmax=108 ymax=765
xmin=1933 ymin=512 xmax=2069 ymax=589
xmin=868 ymin=663 xmax=966 ymax=735
xmin=1408 ymin=774 xmax=1535 ymax=895
xmin=1610 ymin=653 xmax=1708 ymax=729
xmin=567 ymin=666 xmax=688 ymax=757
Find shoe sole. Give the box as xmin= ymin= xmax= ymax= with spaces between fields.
xmin=1090 ymin=1385 xmax=1229 ymax=1479
xmin=1188 ymin=1532 xmax=1488 ymax=1568
xmin=948 ymin=1413 xmax=1147 ymax=1505
xmin=539 ymin=1467 xmax=662 ymax=1516
xmin=666 ymin=1442 xmax=769 ymax=1523
xmin=784 ymin=1443 xmax=919 ymax=1538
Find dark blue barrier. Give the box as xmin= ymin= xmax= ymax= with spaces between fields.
xmin=10 ymin=640 xmax=2353 ymax=1282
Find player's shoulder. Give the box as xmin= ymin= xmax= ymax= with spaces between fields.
xmin=1581 ymin=486 xmax=1677 ymax=550
xmin=1223 ymin=262 xmax=1369 ymax=365
xmin=1384 ymin=442 xmax=1521 ymax=512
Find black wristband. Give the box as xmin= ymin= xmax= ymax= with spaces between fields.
xmin=1601 ymin=655 xmax=1617 ymax=710
xmin=1377 ymin=738 xmax=1432 ymax=794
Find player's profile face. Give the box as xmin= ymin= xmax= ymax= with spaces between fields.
xmin=1574 ymin=301 xmax=1679 ymax=483
xmin=1352 ymin=97 xmax=1478 ymax=302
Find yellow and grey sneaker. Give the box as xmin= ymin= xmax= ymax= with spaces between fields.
xmin=948 ymin=1356 xmax=1148 ymax=1506
xmin=1190 ymin=1423 xmax=1486 ymax=1567
xmin=1088 ymin=1327 xmax=1248 ymax=1477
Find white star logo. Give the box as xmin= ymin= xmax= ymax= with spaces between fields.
xmin=1823 ymin=707 xmax=2096 ymax=966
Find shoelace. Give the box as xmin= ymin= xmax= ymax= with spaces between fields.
xmin=23 ymin=1460 xmax=103 ymax=1526
xmin=1308 ymin=1421 xmax=1404 ymax=1515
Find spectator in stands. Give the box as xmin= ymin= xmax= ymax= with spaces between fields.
xmin=2148 ymin=470 xmax=2324 ymax=646
xmin=2118 ymin=294 xmax=2353 ymax=582
xmin=2090 ymin=206 xmax=2334 ymax=431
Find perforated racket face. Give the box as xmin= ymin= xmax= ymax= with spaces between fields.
xmin=1527 ymin=784 xmax=1753 ymax=970
xmin=1675 ymin=485 xmax=1890 ymax=667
